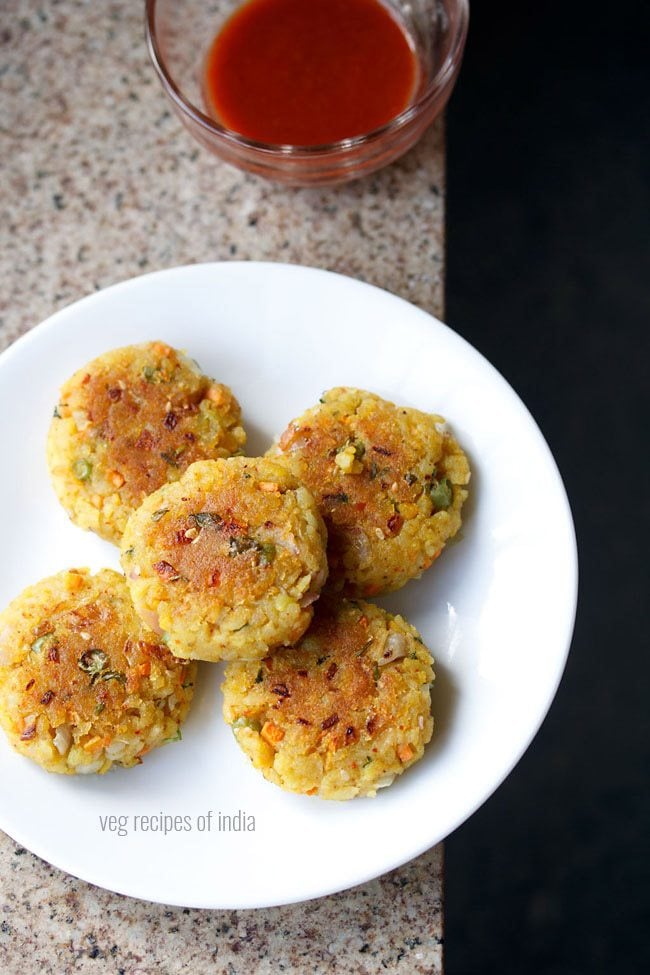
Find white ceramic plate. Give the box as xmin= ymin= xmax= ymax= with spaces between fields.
xmin=0 ymin=263 xmax=577 ymax=909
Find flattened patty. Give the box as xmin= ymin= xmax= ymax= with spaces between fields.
xmin=222 ymin=598 xmax=434 ymax=799
xmin=0 ymin=568 xmax=195 ymax=774
xmin=121 ymin=458 xmax=328 ymax=662
xmin=268 ymin=387 xmax=470 ymax=595
xmin=47 ymin=341 xmax=246 ymax=544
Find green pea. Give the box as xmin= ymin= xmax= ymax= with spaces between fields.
xmin=232 ymin=716 xmax=261 ymax=733
xmin=429 ymin=477 xmax=452 ymax=510
xmin=259 ymin=542 xmax=276 ymax=565
xmin=72 ymin=458 xmax=92 ymax=481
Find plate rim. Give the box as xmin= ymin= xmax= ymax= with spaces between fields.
xmin=0 ymin=261 xmax=578 ymax=909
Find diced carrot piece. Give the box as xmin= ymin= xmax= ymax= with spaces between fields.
xmin=261 ymin=721 xmax=285 ymax=745
xmin=397 ymin=743 xmax=415 ymax=763
xmin=422 ymin=549 xmax=442 ymax=570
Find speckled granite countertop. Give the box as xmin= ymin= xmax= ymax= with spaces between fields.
xmin=0 ymin=1 xmax=445 ymax=972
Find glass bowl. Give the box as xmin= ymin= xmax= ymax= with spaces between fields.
xmin=145 ymin=0 xmax=469 ymax=187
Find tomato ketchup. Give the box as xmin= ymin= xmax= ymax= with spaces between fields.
xmin=203 ymin=0 xmax=419 ymax=146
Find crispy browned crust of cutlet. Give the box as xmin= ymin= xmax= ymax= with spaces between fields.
xmin=222 ymin=598 xmax=434 ymax=799
xmin=121 ymin=458 xmax=328 ymax=661
xmin=47 ymin=342 xmax=246 ymax=543
xmin=267 ymin=387 xmax=470 ymax=596
xmin=0 ymin=568 xmax=195 ymax=774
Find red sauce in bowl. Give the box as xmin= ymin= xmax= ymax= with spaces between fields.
xmin=203 ymin=0 xmax=419 ymax=146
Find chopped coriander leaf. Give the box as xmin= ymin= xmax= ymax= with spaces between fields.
xmin=151 ymin=508 xmax=169 ymax=522
xmin=99 ymin=670 xmax=126 ymax=685
xmin=77 ymin=651 xmax=125 ymax=688
xmin=160 ymin=449 xmax=183 ymax=467
xmin=228 ymin=535 xmax=274 ymax=563
xmin=228 ymin=534 xmax=257 ymax=556
xmin=78 ymin=648 xmax=109 ymax=684
xmin=191 ymin=511 xmax=222 ymax=528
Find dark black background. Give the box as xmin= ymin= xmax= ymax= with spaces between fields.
xmin=445 ymin=1 xmax=649 ymax=972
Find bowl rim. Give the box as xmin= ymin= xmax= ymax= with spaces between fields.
xmin=144 ymin=0 xmax=470 ymax=157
